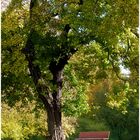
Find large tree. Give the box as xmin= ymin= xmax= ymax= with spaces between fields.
xmin=2 ymin=0 xmax=138 ymax=139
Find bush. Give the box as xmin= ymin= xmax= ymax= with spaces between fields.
xmin=2 ymin=102 xmax=78 ymax=139
xmin=2 ymin=102 xmax=47 ymax=140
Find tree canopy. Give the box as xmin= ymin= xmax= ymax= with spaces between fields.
xmin=2 ymin=0 xmax=138 ymax=139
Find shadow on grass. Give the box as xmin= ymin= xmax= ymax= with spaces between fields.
xmin=2 ymin=136 xmax=46 ymax=140
xmin=28 ymin=135 xmax=46 ymax=140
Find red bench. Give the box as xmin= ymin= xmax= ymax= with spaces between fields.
xmin=76 ymin=131 xmax=110 ymax=140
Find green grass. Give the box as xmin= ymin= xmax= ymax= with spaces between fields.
xmin=67 ymin=117 xmax=109 ymax=140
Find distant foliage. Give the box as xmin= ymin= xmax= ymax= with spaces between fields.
xmin=88 ymin=78 xmax=138 ymax=140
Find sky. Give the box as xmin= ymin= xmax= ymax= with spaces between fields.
xmin=1 ymin=0 xmax=11 ymax=12
xmin=119 ymin=65 xmax=130 ymax=75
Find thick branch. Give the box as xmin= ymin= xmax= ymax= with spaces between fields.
xmin=78 ymin=0 xmax=83 ymax=5
xmin=130 ymin=29 xmax=139 ymax=38
xmin=23 ymin=0 xmax=53 ymax=104
xmin=49 ymin=24 xmax=78 ymax=104
xmin=23 ymin=30 xmax=41 ymax=85
xmin=49 ymin=24 xmax=77 ymax=75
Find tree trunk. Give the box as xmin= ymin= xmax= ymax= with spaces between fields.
xmin=23 ymin=36 xmax=65 ymax=139
xmin=45 ymin=67 xmax=64 ymax=140
xmin=45 ymin=103 xmax=64 ymax=140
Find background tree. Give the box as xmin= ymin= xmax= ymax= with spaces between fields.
xmin=66 ymin=32 xmax=138 ymax=139
xmin=2 ymin=0 xmax=138 ymax=140
xmin=87 ymin=77 xmax=138 ymax=140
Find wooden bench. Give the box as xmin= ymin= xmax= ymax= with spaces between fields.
xmin=75 ymin=131 xmax=110 ymax=140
